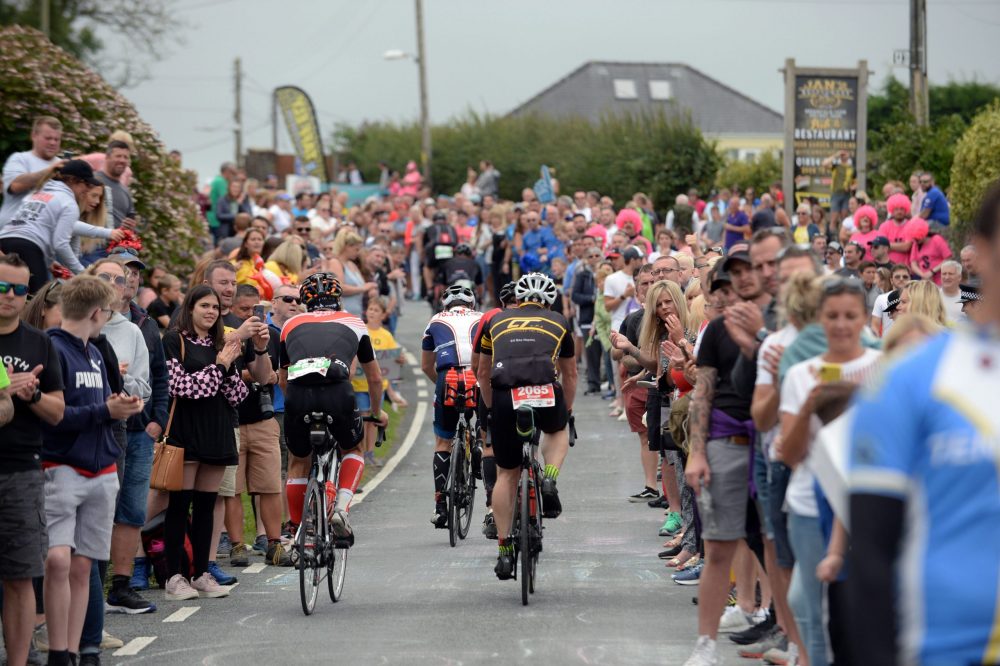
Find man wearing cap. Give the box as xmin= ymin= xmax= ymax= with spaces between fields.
xmin=824 ymin=241 xmax=844 ymax=275
xmin=871 ymin=264 xmax=911 ymax=337
xmin=0 ymin=116 xmax=63 ymax=228
xmin=939 ymin=260 xmax=965 ymax=323
xmin=870 ymin=236 xmax=893 ymax=270
xmin=959 ymin=282 xmax=983 ymax=322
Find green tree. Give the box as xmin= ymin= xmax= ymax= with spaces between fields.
xmin=950 ymin=101 xmax=1000 ymax=241
xmin=0 ymin=25 xmax=205 ymax=275
xmin=715 ymin=151 xmax=782 ymax=196
xmin=868 ymin=114 xmax=966 ymax=194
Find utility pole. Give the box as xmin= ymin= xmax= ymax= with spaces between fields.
xmin=414 ymin=0 xmax=432 ymax=189
xmin=234 ymin=57 xmax=243 ymax=167
xmin=909 ymin=0 xmax=929 ymax=126
xmin=40 ymin=0 xmax=50 ymax=38
xmin=271 ymin=90 xmax=278 ymax=153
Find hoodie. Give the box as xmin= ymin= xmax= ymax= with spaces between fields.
xmin=102 ymin=311 xmax=151 ymax=402
xmin=0 ymin=179 xmax=85 ymax=273
xmin=42 ymin=329 xmax=121 ymax=473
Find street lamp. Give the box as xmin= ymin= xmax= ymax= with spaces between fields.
xmin=383 ymin=0 xmax=431 ymax=189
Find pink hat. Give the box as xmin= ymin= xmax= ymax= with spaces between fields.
xmin=886 ymin=193 xmax=911 ymax=216
xmin=584 ymin=226 xmax=605 ymax=239
xmin=854 ymin=204 xmax=878 ymax=228
xmin=907 ymin=217 xmax=929 ymax=241
xmin=615 ymin=208 xmax=642 ymax=230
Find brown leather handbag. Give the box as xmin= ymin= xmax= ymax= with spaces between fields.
xmin=150 ymin=336 xmax=185 ymax=491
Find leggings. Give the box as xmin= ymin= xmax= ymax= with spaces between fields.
xmin=165 ymin=489 xmax=218 ymax=579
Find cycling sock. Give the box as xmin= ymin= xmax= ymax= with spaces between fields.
xmin=335 ymin=453 xmax=365 ymax=512
xmin=544 ymin=464 xmax=560 ymax=481
xmin=482 ymin=455 xmax=497 ymax=506
xmin=433 ymin=451 xmax=451 ymax=504
xmin=286 ymin=478 xmax=307 ymax=525
xmin=165 ymin=489 xmax=193 ymax=578
xmin=191 ymin=490 xmax=217 ymax=578
xmin=497 ymin=539 xmax=514 ymax=555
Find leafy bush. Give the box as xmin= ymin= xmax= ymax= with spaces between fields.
xmin=0 ymin=25 xmax=206 ymax=275
xmin=949 ymin=100 xmax=1000 ymax=241
xmin=715 ymin=151 xmax=782 ymax=196
xmin=867 ymin=114 xmax=966 ymax=195
xmin=335 ymin=110 xmax=721 ymax=212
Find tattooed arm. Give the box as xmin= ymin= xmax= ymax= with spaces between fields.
xmin=684 ymin=365 xmax=717 ymax=494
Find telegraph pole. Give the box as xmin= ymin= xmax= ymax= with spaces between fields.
xmin=40 ymin=0 xmax=50 ymax=38
xmin=414 ymin=0 xmax=432 ymax=189
xmin=909 ymin=0 xmax=929 ymax=126
xmin=234 ymin=57 xmax=243 ymax=167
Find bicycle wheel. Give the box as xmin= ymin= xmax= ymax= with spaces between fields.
xmin=456 ymin=425 xmax=475 ymax=540
xmin=529 ymin=464 xmax=542 ymax=594
xmin=519 ymin=466 xmax=532 ymax=606
xmin=447 ymin=430 xmax=461 ymax=547
xmin=328 ymin=542 xmax=348 ymax=602
xmin=298 ymin=480 xmax=322 ymax=616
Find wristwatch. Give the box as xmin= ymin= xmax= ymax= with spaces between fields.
xmin=30 ymin=388 xmax=42 ymax=404
xmin=755 ymin=328 xmax=769 ymax=343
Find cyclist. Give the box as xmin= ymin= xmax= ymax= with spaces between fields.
xmin=436 ymin=243 xmax=483 ymax=303
xmin=278 ymin=273 xmax=388 ymax=542
xmin=471 ymin=280 xmax=517 ymax=539
xmin=420 ymin=284 xmax=483 ymax=528
xmin=476 ymin=273 xmax=577 ymax=580
xmin=421 ymin=211 xmax=458 ymax=305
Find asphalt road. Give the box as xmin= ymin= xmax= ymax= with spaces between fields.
xmin=102 ymin=303 xmax=730 ymax=666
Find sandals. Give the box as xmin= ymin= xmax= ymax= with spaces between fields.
xmin=666 ymin=550 xmax=695 ymax=569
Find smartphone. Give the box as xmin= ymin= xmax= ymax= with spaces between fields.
xmin=818 ymin=363 xmax=842 ymax=383
xmin=60 ymin=151 xmax=74 ymax=160
xmin=252 ymin=304 xmax=266 ymax=321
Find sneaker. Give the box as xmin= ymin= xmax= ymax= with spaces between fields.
xmin=229 ymin=543 xmax=249 ymax=567
xmin=164 ymin=573 xmax=199 ymax=601
xmin=482 ymin=512 xmax=498 ymax=540
xmin=100 ymin=630 xmax=124 ymax=650
xmin=252 ymin=534 xmax=268 ymax=555
xmin=628 ymin=487 xmax=659 ymax=503
xmin=280 ymin=521 xmax=297 ymax=540
xmin=647 ymin=495 xmax=669 ymax=509
xmin=190 ymin=572 xmax=231 ymax=598
xmin=729 ymin=610 xmax=776 ymax=645
xmin=26 ymin=642 xmax=44 ymax=665
xmin=681 ymin=635 xmax=719 ymax=666
xmin=79 ymin=654 xmax=101 ymax=666
xmin=540 ymin=477 xmax=561 ymax=518
xmin=206 ymin=561 xmax=237 ymax=586
xmin=717 ymin=605 xmax=752 ymax=633
xmin=763 ymin=643 xmax=800 ymax=665
xmin=129 ymin=557 xmax=151 ymax=591
xmin=494 ymin=552 xmax=515 ymax=580
xmin=330 ymin=509 xmax=353 ymax=539
xmin=217 ymin=531 xmax=232 ymax=557
xmin=266 ymin=541 xmax=293 ymax=567
xmin=431 ymin=504 xmax=448 ymax=529
xmin=106 ymin=585 xmax=157 ymax=614
xmin=33 ymin=623 xmax=48 ymax=652
xmin=672 ymin=562 xmax=703 ymax=585
xmin=752 ymin=607 xmax=769 ymax=624
xmin=738 ymin=627 xmax=786 ymax=659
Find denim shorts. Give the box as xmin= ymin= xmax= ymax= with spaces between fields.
xmin=115 ymin=430 xmax=155 ymax=527
xmin=0 ymin=470 xmax=47 ymax=579
xmin=768 ymin=461 xmax=795 ymax=568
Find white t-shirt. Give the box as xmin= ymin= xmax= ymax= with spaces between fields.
xmin=779 ymin=348 xmax=882 ymax=517
xmin=871 ymin=292 xmax=894 ymax=335
xmin=940 ymin=287 xmax=964 ymax=324
xmin=0 ymin=150 xmax=58 ymax=228
xmin=755 ymin=325 xmax=799 ymax=460
xmin=268 ymin=205 xmax=292 ymax=233
xmin=604 ymin=270 xmax=634 ymax=331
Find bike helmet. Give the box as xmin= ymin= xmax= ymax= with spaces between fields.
xmin=454 ymin=243 xmax=473 ymax=257
xmin=299 ymin=272 xmax=342 ymax=311
xmin=515 ymin=272 xmax=557 ymax=306
xmin=498 ymin=281 xmax=517 ymax=307
xmin=441 ymin=284 xmax=475 ymax=309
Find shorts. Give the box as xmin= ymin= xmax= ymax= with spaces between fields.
xmin=768 ymin=461 xmax=795 ymax=568
xmin=489 ymin=383 xmax=568 ymax=470
xmin=218 ymin=428 xmax=241 ymax=498
xmin=285 ymin=382 xmax=364 ymax=458
xmin=276 ymin=412 xmax=288 ymax=479
xmin=700 ymin=437 xmax=751 ymax=541
xmin=624 ymin=384 xmax=648 ymax=434
xmin=433 ymin=371 xmax=473 ymax=440
xmin=236 ymin=418 xmax=282 ymax=495
xmin=44 ymin=466 xmax=119 ymax=561
xmin=354 ymin=389 xmax=385 ymax=413
xmin=115 ymin=430 xmax=155 ymax=527
xmin=0 ymin=470 xmax=48 ymax=579
xmin=830 ymin=191 xmax=851 ymax=213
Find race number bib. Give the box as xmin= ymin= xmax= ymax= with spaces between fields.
xmin=434 ymin=245 xmax=454 ymax=260
xmin=287 ymin=357 xmax=331 ymax=381
xmin=511 ymin=384 xmax=555 ymax=409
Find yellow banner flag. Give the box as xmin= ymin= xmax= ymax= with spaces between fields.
xmin=274 ymin=86 xmax=328 ymax=183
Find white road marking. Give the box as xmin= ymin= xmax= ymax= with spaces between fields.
xmin=415 ymin=377 xmax=428 ymax=388
xmin=353 ymin=401 xmax=428 ymax=505
xmin=404 ymin=351 xmax=418 ymax=365
xmin=113 ymin=636 xmax=157 ymax=656
xmin=163 ymin=606 xmax=200 ymax=622
xmin=417 ymin=389 xmax=428 ymax=398
xmin=243 ymin=562 xmax=267 ymax=573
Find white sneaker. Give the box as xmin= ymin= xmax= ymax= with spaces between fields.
xmin=330 ymin=509 xmax=353 ymax=538
xmin=763 ymin=642 xmax=800 ymax=665
xmin=190 ymin=572 xmax=230 ymax=598
xmin=682 ymin=635 xmax=719 ymax=666
xmin=717 ymin=605 xmax=752 ymax=633
xmin=752 ymin=607 xmax=769 ymax=624
xmin=164 ymin=574 xmax=199 ymax=601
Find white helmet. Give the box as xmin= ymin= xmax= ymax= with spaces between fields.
xmin=441 ymin=284 xmax=476 ymax=309
xmin=515 ymin=272 xmax=557 ymax=306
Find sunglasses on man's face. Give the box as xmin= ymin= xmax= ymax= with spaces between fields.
xmin=278 ymin=296 xmax=301 ymax=304
xmin=97 ymin=273 xmax=127 ymax=287
xmin=0 ymin=281 xmax=30 ymax=297
xmin=296 ymin=227 xmax=311 ymax=234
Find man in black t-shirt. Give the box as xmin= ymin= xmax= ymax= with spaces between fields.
xmin=0 ymin=254 xmax=65 ymax=666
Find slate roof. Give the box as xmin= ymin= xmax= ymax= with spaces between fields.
xmin=508 ymin=61 xmax=783 ymax=135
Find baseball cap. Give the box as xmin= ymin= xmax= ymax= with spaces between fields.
xmin=959 ymin=283 xmax=982 ymax=304
xmin=884 ymin=290 xmax=902 ymax=313
xmin=869 ymin=236 xmax=890 ymax=248
xmin=605 ymin=249 xmax=622 ymax=259
xmin=276 ymin=193 xmax=293 ymax=202
xmin=622 ymin=247 xmax=644 ymax=262
xmin=827 ymin=242 xmax=844 ymax=254
xmin=60 ymin=159 xmax=101 ymax=187
xmin=710 ymin=266 xmax=733 ymax=292
xmin=108 ymin=246 xmax=146 ymax=270
xmin=721 ymin=250 xmax=752 ymax=273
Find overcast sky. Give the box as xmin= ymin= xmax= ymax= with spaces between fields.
xmin=122 ymin=0 xmax=1000 ymax=184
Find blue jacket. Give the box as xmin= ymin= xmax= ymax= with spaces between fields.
xmin=42 ymin=329 xmax=121 ymax=473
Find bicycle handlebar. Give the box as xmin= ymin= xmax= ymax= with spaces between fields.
xmin=362 ymin=415 xmax=387 ymax=447
xmin=568 ymin=413 xmax=577 ymax=448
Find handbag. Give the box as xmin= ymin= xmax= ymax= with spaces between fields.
xmin=150 ymin=336 xmax=186 ymax=491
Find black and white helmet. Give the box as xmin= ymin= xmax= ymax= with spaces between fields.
xmin=515 ymin=272 xmax=557 ymax=306
xmin=441 ymin=284 xmax=476 ymax=309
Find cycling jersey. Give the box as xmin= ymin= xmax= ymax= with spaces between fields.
xmin=850 ymin=328 xmax=1000 ymax=665
xmin=421 ymin=306 xmax=483 ymax=371
xmin=279 ymin=311 xmax=374 ymax=385
xmin=472 ymin=307 xmax=502 ymax=355
xmin=479 ymin=303 xmax=574 ymax=389
xmin=436 ymin=257 xmax=482 ymax=290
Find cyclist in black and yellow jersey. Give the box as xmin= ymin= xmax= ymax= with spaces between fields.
xmin=476 ymin=272 xmax=577 ymax=580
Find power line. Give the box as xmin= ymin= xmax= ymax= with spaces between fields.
xmin=172 ymin=0 xmax=241 ymax=12
xmin=295 ymin=2 xmax=381 ymax=83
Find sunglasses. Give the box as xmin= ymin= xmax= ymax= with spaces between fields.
xmin=278 ymin=296 xmax=301 ymax=304
xmin=296 ymin=227 xmax=312 ymax=234
xmin=0 ymin=281 xmax=30 ymax=296
xmin=97 ymin=273 xmax=127 ymax=287
xmin=651 ymin=267 xmax=678 ymax=277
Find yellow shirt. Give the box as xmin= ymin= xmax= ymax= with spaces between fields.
xmin=264 ymin=260 xmax=298 ymax=286
xmin=352 ymin=326 xmax=397 ymax=392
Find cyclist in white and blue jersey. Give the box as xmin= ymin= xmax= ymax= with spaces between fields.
xmin=848 ymin=179 xmax=1000 ymax=665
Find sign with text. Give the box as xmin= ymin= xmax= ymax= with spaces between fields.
xmin=274 ymin=86 xmax=329 ymax=183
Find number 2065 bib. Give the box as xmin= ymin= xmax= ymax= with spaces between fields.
xmin=511 ymin=384 xmax=555 ymax=408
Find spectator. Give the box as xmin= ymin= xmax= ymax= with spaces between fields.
xmin=848 ymin=205 xmax=880 ymax=259
xmin=869 ymin=236 xmax=893 ymax=271
xmin=268 ymin=193 xmax=294 ymax=234
xmin=939 ymin=260 xmax=964 ymax=322
xmin=325 ymin=229 xmax=376 ymax=317
xmin=21 ymin=279 xmax=63 ymax=330
xmin=232 ymin=229 xmax=268 ymax=293
xmin=917 ymin=171 xmax=950 ymax=230
xmin=879 ymin=194 xmax=913 ymax=266
xmin=858 ymin=261 xmax=881 ymax=313
xmin=899 ymin=279 xmax=948 ymax=327
xmin=206 ymin=162 xmax=236 ymax=245
xmin=572 ymin=245 xmax=602 ymax=394
xmin=791 ymin=203 xmax=819 ymax=247
xmin=292 ymin=216 xmax=321 ymax=265
xmin=700 ymin=205 xmax=725 ymax=247
xmin=907 ymin=218 xmax=951 ymax=286
xmin=147 ymin=273 xmax=182 ymax=329
xmin=823 ymin=242 xmax=843 ymax=275
xmin=475 ymin=160 xmax=500 ymax=199
xmin=0 ymin=116 xmax=63 ymax=228
xmin=213 ymin=179 xmax=251 ymax=243
xmin=961 ymin=244 xmax=980 ymax=285
xmin=723 ymin=197 xmax=749 ymax=251
xmin=836 ymin=242 xmax=863 ymax=279
xmin=400 ymin=161 xmax=422 ymax=197
xmin=821 ymin=149 xmax=854 ymax=233
xmin=909 ymin=171 xmax=925 ymax=215
xmin=95 ymin=140 xmax=137 ymax=231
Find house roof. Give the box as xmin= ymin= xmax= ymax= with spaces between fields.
xmin=508 ymin=61 xmax=783 ymax=136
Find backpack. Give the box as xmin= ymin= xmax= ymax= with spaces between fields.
xmin=141 ymin=510 xmax=194 ymax=587
xmin=427 ymin=223 xmax=456 ymax=260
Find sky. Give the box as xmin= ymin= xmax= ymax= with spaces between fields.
xmin=120 ymin=0 xmax=1000 ymax=184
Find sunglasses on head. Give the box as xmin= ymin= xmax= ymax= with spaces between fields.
xmin=278 ymin=296 xmax=301 ymax=304
xmin=97 ymin=273 xmax=127 ymax=287
xmin=0 ymin=281 xmax=30 ymax=296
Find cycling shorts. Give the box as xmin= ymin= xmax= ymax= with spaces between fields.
xmin=489 ymin=382 xmax=568 ymax=470
xmin=433 ymin=369 xmax=477 ymax=439
xmin=284 ymin=381 xmax=363 ymax=458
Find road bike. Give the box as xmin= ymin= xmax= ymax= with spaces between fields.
xmin=295 ymin=412 xmax=384 ymax=616
xmin=444 ymin=370 xmax=478 ymax=547
xmin=511 ymin=404 xmax=544 ymax=606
